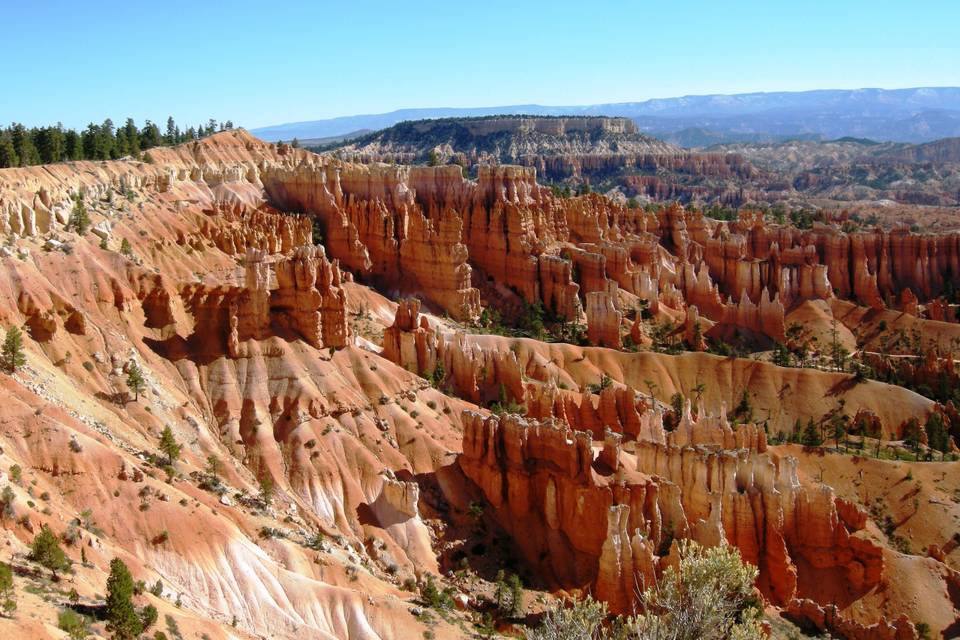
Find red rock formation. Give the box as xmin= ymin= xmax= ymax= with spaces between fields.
xmin=585 ymin=290 xmax=622 ymax=348
xmin=382 ymin=298 xmax=436 ymax=374
xmin=787 ymin=598 xmax=919 ymax=640
xmin=459 ymin=405 xmax=885 ymax=616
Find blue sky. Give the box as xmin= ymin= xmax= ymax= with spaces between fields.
xmin=2 ymin=0 xmax=958 ymax=130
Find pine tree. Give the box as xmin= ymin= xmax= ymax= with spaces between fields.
xmin=802 ymin=418 xmax=822 ymax=447
xmin=105 ymin=558 xmax=142 ymax=640
xmin=0 ymin=562 xmax=15 ymax=617
xmin=67 ymin=192 xmax=90 ymax=234
xmin=100 ymin=119 xmax=116 ymax=159
xmin=126 ymin=362 xmax=145 ymax=401
xmin=493 ymin=570 xmax=508 ymax=612
xmin=123 ymin=118 xmax=140 ymax=155
xmin=0 ymin=134 xmax=18 ymax=168
xmin=507 ymin=573 xmax=524 ymax=617
xmin=259 ymin=474 xmax=275 ymax=506
xmin=831 ymin=416 xmax=846 ymax=451
xmin=925 ymin=412 xmax=949 ymax=459
xmin=0 ymin=486 xmax=15 ymax=521
xmin=139 ymin=603 xmax=158 ymax=630
xmin=139 ymin=121 xmax=161 ymax=150
xmin=9 ymin=124 xmax=39 ymax=166
xmin=120 ymin=237 xmax=133 ymax=257
xmin=158 ymin=426 xmax=181 ymax=466
xmin=1 ymin=326 xmax=26 ymax=374
xmin=29 ymin=525 xmax=71 ymax=576
xmin=64 ymin=130 xmax=83 ymax=160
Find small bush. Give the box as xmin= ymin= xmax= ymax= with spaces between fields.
xmin=58 ymin=608 xmax=90 ymax=639
xmin=419 ymin=574 xmax=454 ymax=610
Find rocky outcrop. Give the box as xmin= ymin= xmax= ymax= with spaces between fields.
xmin=179 ymin=245 xmax=350 ymax=357
xmin=458 ymin=403 xmax=885 ymax=618
xmin=382 ymin=298 xmax=435 ymax=374
xmin=585 ymin=290 xmax=622 ymax=348
xmin=786 ymin=598 xmax=919 ymax=640
xmin=196 ymin=208 xmax=313 ymax=256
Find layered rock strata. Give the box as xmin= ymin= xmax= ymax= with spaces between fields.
xmin=458 ymin=406 xmax=886 ymax=627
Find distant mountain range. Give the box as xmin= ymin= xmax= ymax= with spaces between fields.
xmin=252 ymin=87 xmax=960 ymax=147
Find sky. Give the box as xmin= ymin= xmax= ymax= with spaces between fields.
xmin=2 ymin=0 xmax=959 ymax=130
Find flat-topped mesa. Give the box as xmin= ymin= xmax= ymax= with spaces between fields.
xmin=458 ymin=403 xmax=883 ymax=618
xmin=453 ymin=116 xmax=640 ymax=137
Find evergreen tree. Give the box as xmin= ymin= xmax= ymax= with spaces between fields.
xmin=29 ymin=525 xmax=71 ymax=576
xmin=925 ymin=412 xmax=949 ymax=458
xmin=903 ymin=417 xmax=921 ymax=452
xmin=0 ymin=486 xmax=15 ymax=521
xmin=1 ymin=326 xmax=26 ymax=374
xmin=259 ymin=474 xmax=275 ymax=506
xmin=139 ymin=603 xmax=158 ymax=630
xmin=831 ymin=416 xmax=846 ymax=451
xmin=10 ymin=124 xmax=39 ymax=166
xmin=105 ymin=557 xmax=142 ymax=640
xmin=81 ymin=124 xmax=98 ymax=159
xmin=126 ymin=362 xmax=145 ymax=400
xmin=0 ymin=562 xmax=14 ymax=617
xmin=57 ymin=608 xmax=89 ymax=639
xmin=64 ymin=130 xmax=83 ymax=160
xmin=67 ymin=191 xmax=91 ymax=234
xmin=0 ymin=134 xmax=18 ymax=168
xmin=507 ymin=573 xmax=524 ymax=617
xmin=158 ymin=426 xmax=181 ymax=466
xmin=123 ymin=118 xmax=140 ymax=155
xmin=139 ymin=121 xmax=161 ymax=150
xmin=802 ymin=418 xmax=822 ymax=447
xmin=120 ymin=237 xmax=133 ymax=257
xmin=101 ymin=118 xmax=116 ymax=159
xmin=165 ymin=117 xmax=176 ymax=145
xmin=733 ymin=389 xmax=753 ymax=423
xmin=114 ymin=129 xmax=129 ymax=157
xmin=34 ymin=126 xmax=65 ymax=164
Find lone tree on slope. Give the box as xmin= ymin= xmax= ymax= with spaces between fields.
xmin=105 ymin=557 xmax=142 ymax=640
xmin=125 ymin=362 xmax=145 ymax=401
xmin=158 ymin=426 xmax=181 ymax=466
xmin=1 ymin=326 xmax=26 ymax=373
xmin=28 ymin=525 xmax=71 ymax=577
